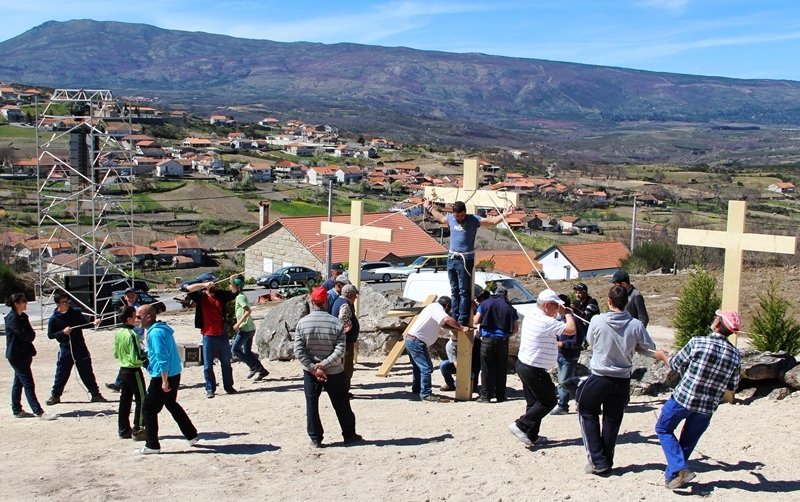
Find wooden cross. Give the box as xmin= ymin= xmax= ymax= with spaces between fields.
xmin=423 ymin=158 xmax=521 ymax=401
xmin=320 ymin=200 xmax=393 ymax=315
xmin=677 ymin=200 xmax=796 ymax=345
xmin=375 ymin=294 xmax=437 ymax=377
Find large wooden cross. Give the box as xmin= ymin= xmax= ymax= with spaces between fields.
xmin=423 ymin=158 xmax=520 ymax=401
xmin=320 ymin=200 xmax=393 ymax=315
xmin=677 ymin=200 xmax=796 ymax=345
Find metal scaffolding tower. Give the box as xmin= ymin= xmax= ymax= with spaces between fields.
xmin=36 ymin=89 xmax=137 ymax=321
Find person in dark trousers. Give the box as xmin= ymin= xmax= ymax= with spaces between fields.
xmin=577 ymin=285 xmax=656 ymax=476
xmin=332 ymin=284 xmax=360 ymax=395
xmin=423 ymin=199 xmax=514 ymax=326
xmin=46 ymin=291 xmax=106 ymax=405
xmin=138 ymin=304 xmax=199 ymax=454
xmin=294 ymin=287 xmax=361 ymax=448
xmin=473 ymin=286 xmax=518 ymax=403
xmin=230 ymin=275 xmax=269 ymax=380
xmin=551 ymin=283 xmax=599 ymax=415
xmin=654 ymin=310 xmax=742 ymax=490
xmin=113 ymin=305 xmax=148 ymax=440
xmin=5 ymin=293 xmax=57 ymax=420
xmin=610 ymin=271 xmax=649 ymax=327
xmin=106 ymin=288 xmax=141 ymax=393
xmin=186 ymin=280 xmax=238 ymax=398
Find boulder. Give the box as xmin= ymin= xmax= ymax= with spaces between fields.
xmin=254 ymin=282 xmax=416 ymax=361
xmin=768 ymin=387 xmax=793 ymax=400
xmin=782 ymin=364 xmax=800 ymax=390
xmin=740 ymin=350 xmax=797 ymax=381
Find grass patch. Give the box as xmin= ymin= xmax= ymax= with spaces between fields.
xmin=270 ymin=200 xmax=327 ymax=217
xmin=132 ymin=193 xmax=165 ymax=212
xmin=0 ymin=125 xmax=39 ymax=139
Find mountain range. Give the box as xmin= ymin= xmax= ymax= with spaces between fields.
xmin=2 ymin=20 xmax=800 ymax=149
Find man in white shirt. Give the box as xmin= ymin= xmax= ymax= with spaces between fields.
xmin=405 ymin=296 xmax=469 ymax=403
xmin=508 ymin=289 xmax=575 ymax=447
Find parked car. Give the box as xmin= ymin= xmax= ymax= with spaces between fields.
xmin=180 ymin=272 xmax=219 ymax=292
xmin=371 ymin=254 xmax=449 ymax=277
xmin=257 ymin=266 xmax=321 ymax=289
xmin=111 ymin=289 xmax=166 ymax=314
xmin=360 ymin=261 xmax=402 ymax=282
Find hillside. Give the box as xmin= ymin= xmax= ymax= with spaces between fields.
xmin=2 ymin=20 xmax=800 ymax=148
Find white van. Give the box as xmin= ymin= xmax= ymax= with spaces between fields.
xmin=403 ymin=271 xmax=539 ymax=320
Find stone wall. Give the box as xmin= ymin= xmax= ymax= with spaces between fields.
xmin=243 ymin=225 xmax=322 ymax=280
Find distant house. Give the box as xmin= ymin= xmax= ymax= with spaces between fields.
xmin=258 ymin=117 xmax=279 ymax=127
xmin=181 ymin=137 xmax=212 ymax=148
xmin=273 ymin=160 xmax=304 ymax=179
xmin=559 ymin=215 xmax=581 ymax=233
xmin=155 ymin=159 xmax=183 ymax=177
xmin=536 ymin=241 xmax=630 ymax=280
xmin=242 ymin=161 xmax=273 ymax=182
xmin=573 ymin=219 xmax=600 ymax=234
xmin=151 ymin=235 xmax=203 ymax=265
xmin=0 ymin=105 xmax=23 ymax=122
xmin=336 ymin=165 xmax=363 ymax=184
xmin=285 ymin=143 xmax=314 ymax=157
xmin=334 ymin=144 xmax=355 ymax=158
xmin=767 ymin=182 xmax=796 ymax=194
xmin=306 ymin=166 xmax=339 ymax=186
xmin=210 ymin=115 xmax=234 ymax=126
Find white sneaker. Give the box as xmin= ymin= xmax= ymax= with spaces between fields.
xmin=507 ymin=422 xmax=533 ymax=446
xmin=137 ymin=446 xmax=161 ymax=454
xmin=39 ymin=411 xmax=58 ymax=421
xmin=187 ymin=436 xmax=199 ymax=447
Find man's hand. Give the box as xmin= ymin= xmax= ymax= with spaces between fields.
xmin=460 ymin=325 xmax=469 ymax=333
xmin=422 ymin=198 xmax=431 ymax=211
xmin=313 ymin=364 xmax=327 ymax=382
xmin=63 ymin=326 xmax=72 ymax=335
xmin=654 ymin=349 xmax=669 ymax=363
xmin=233 ymin=322 xmax=241 ymax=332
xmin=162 ymin=380 xmax=171 ymax=393
xmin=503 ymin=204 xmax=515 ymax=217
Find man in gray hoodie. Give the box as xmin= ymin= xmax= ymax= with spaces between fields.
xmin=576 ymin=285 xmax=656 ymax=476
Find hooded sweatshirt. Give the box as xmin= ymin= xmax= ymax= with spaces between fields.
xmin=48 ymin=306 xmax=90 ymax=350
xmin=145 ymin=321 xmax=183 ymax=379
xmin=114 ymin=324 xmax=147 ymax=369
xmin=586 ymin=310 xmax=655 ymax=378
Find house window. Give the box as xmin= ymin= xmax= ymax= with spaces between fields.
xmin=263 ymin=258 xmax=273 ymax=273
xmin=554 ymin=251 xmax=559 ymax=259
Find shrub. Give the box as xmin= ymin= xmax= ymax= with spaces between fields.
xmin=673 ymin=269 xmax=721 ymax=349
xmin=620 ymin=241 xmax=675 ymax=274
xmin=749 ymin=282 xmax=800 ymax=355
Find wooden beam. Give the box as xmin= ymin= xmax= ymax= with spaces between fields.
xmin=375 ymin=294 xmax=436 ymax=377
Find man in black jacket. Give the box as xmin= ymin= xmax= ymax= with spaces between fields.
xmin=610 ymin=271 xmax=649 ymax=328
xmin=473 ymin=286 xmax=519 ymax=403
xmin=46 ymin=291 xmax=106 ymax=405
xmin=551 ymin=283 xmax=599 ymax=415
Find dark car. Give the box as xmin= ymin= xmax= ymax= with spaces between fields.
xmin=180 ymin=272 xmax=219 ymax=292
xmin=257 ymin=266 xmax=320 ymax=289
xmin=111 ymin=289 xmax=166 ymax=314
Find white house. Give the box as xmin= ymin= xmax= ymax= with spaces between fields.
xmin=285 ymin=142 xmax=314 ymax=157
xmin=535 ymin=241 xmax=630 ymax=280
xmin=242 ymin=161 xmax=273 ymax=182
xmin=334 ymin=144 xmax=355 ymax=157
xmin=767 ymin=182 xmax=796 ymax=194
xmin=336 ymin=165 xmax=363 ymax=184
xmin=0 ymin=105 xmax=23 ymax=122
xmin=307 ymin=166 xmax=339 ymax=186
xmin=274 ymin=160 xmax=305 ymax=179
xmin=155 ymin=159 xmax=183 ymax=177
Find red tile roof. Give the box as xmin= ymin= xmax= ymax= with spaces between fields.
xmin=475 ymin=250 xmax=541 ymax=277
xmin=235 ymin=212 xmax=446 ymax=262
xmin=544 ymin=241 xmax=630 ymax=272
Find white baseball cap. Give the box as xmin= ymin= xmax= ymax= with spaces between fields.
xmin=537 ymin=289 xmax=564 ymax=305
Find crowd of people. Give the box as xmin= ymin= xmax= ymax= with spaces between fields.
xmin=4 ymin=245 xmax=741 ymax=488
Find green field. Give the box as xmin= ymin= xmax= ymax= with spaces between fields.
xmin=0 ymin=124 xmax=40 ymax=139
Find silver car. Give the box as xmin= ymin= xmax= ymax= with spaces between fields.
xmin=360 ymin=261 xmax=401 ymax=282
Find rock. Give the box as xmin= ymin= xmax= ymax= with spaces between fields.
xmin=740 ymin=350 xmax=797 ymax=381
xmin=768 ymin=387 xmax=793 ymax=400
xmin=736 ymin=387 xmax=758 ymax=401
xmin=781 ymin=364 xmax=800 ymax=390
xmin=254 ymin=283 xmax=416 ymax=361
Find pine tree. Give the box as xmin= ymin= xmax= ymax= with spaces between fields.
xmin=673 ymin=269 xmax=721 ymax=350
xmin=749 ymin=282 xmax=800 ymax=355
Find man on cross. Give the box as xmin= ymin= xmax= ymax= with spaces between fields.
xmin=423 ymin=199 xmax=514 ymax=325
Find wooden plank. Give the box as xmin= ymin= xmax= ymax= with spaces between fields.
xmin=423 ymin=186 xmax=519 ymax=209
xmin=320 ymin=221 xmax=393 ymax=242
xmin=386 ymin=308 xmax=424 ymax=317
xmin=375 ymin=294 xmax=437 ymax=377
xmin=678 ymin=229 xmax=795 ymax=253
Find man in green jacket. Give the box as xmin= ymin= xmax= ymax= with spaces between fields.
xmin=113 ymin=306 xmax=148 ymax=441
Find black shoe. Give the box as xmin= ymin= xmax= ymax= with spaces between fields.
xmin=255 ymin=369 xmax=270 ymax=381
xmin=343 ymin=434 xmax=363 ymax=444
xmin=46 ymin=395 xmax=60 ymax=406
xmin=225 ymin=388 xmax=238 ymax=394
xmin=90 ymin=394 xmax=108 ymax=403
xmin=206 ymin=392 xmax=215 ymax=399
xmin=246 ymin=370 xmax=257 ymax=379
xmin=119 ymin=432 xmax=132 ymax=439
xmin=495 ymin=397 xmax=508 ymax=403
xmin=105 ymin=383 xmax=121 ymax=393
xmin=310 ymin=440 xmax=324 ymax=448
xmin=585 ymin=463 xmax=611 ymax=476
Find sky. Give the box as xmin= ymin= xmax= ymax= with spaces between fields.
xmin=2 ymin=0 xmax=800 ymax=81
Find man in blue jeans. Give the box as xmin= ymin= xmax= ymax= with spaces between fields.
xmin=405 ymin=296 xmax=468 ymax=403
xmin=653 ymin=310 xmax=741 ymax=490
xmin=423 ymin=199 xmax=514 ymax=325
xmin=186 ymin=280 xmax=238 ymax=398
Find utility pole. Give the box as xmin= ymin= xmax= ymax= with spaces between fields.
xmin=630 ymin=195 xmax=637 ymax=251
xmin=325 ymin=180 xmax=334 ymax=277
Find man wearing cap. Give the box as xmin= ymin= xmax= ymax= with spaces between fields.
xmin=551 ymin=283 xmax=599 ymax=415
xmin=577 ymin=285 xmax=655 ymax=476
xmin=610 ymin=271 xmax=649 ymax=327
xmin=473 ymin=285 xmax=518 ymax=403
xmin=321 ymin=263 xmax=346 ymax=291
xmin=405 ymin=296 xmax=469 ymax=403
xmin=326 ymin=275 xmax=349 ymax=314
xmin=653 ymin=310 xmax=741 ymax=490
xmin=332 ymin=284 xmax=360 ymax=395
xmin=508 ymin=289 xmax=575 ymax=447
xmin=294 ymin=286 xmax=360 ymax=447
xmin=423 ymin=199 xmax=515 ymax=326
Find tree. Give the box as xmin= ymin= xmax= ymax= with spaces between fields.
xmin=357 ymin=135 xmax=365 ymax=146
xmin=0 ymin=144 xmax=16 ymax=171
xmin=749 ymin=281 xmax=800 ymax=355
xmin=673 ymin=269 xmax=721 ymax=349
xmin=620 ymin=241 xmax=675 ymax=274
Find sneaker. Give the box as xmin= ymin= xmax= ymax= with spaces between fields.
xmin=90 ymin=394 xmax=108 ymax=403
xmin=45 ymin=395 xmax=60 ymax=406
xmin=120 ymin=432 xmax=132 ymax=439
xmin=310 ymin=440 xmax=324 ymax=448
xmin=495 ymin=397 xmax=508 ymax=403
xmin=507 ymin=422 xmax=533 ymax=446
xmin=187 ymin=436 xmax=199 ymax=447
xmin=421 ymin=395 xmax=450 ymax=403
xmin=476 ymin=397 xmax=491 ymax=403
xmin=439 ymin=384 xmax=455 ymax=391
xmin=666 ymin=469 xmax=696 ymax=490
xmin=255 ymin=369 xmax=270 ymax=381
xmin=343 ymin=434 xmax=363 ymax=444
xmin=225 ymin=388 xmax=238 ymax=394
xmin=39 ymin=411 xmax=58 ymax=421
xmin=137 ymin=446 xmax=161 ymax=455
xmin=13 ymin=411 xmax=34 ymax=418
xmin=246 ymin=369 xmax=257 ymax=379
xmin=550 ymin=407 xmax=569 ymax=416
xmin=132 ymin=430 xmax=147 ymax=441
xmin=105 ymin=383 xmax=121 ymax=393
xmin=585 ymin=463 xmax=611 ymax=476
xmin=533 ymin=435 xmax=548 ymax=445
xmin=206 ymin=392 xmax=215 ymax=399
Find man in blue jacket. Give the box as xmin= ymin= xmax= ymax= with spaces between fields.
xmin=46 ymin=291 xmax=106 ymax=405
xmin=137 ymin=304 xmax=199 ymax=454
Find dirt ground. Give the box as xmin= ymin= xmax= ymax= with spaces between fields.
xmin=1 ymin=297 xmax=799 ymax=501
